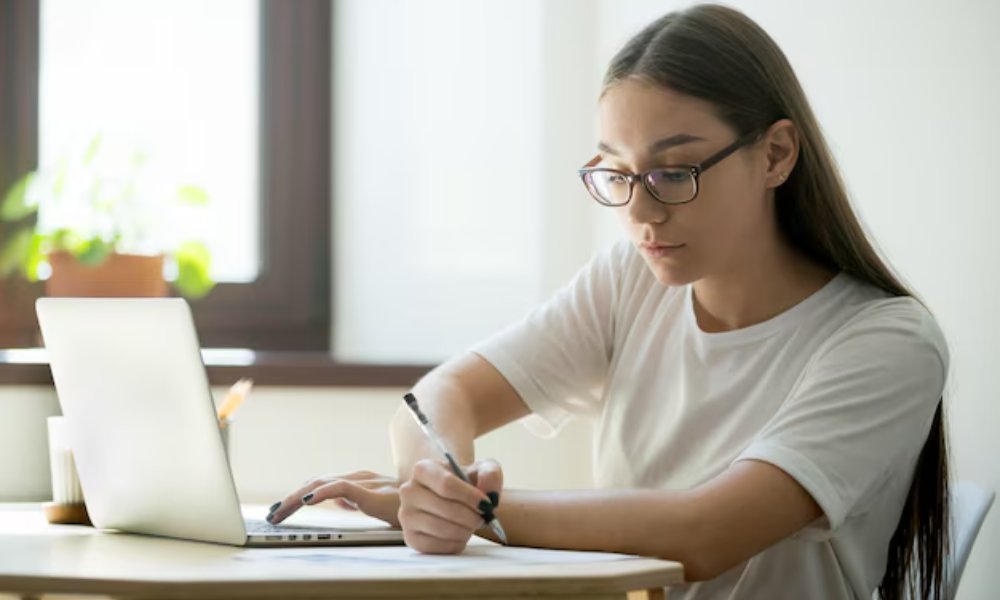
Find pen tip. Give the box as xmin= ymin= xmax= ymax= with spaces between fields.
xmin=404 ymin=393 xmax=418 ymax=409
xmin=491 ymin=520 xmax=509 ymax=545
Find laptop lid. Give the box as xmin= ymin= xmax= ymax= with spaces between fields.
xmin=37 ymin=297 xmax=248 ymax=546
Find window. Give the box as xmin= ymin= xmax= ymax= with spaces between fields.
xmin=40 ymin=0 xmax=260 ymax=283
xmin=0 ymin=0 xmax=332 ymax=352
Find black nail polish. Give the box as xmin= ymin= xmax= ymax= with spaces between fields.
xmin=478 ymin=499 xmax=494 ymax=515
xmin=487 ymin=491 xmax=499 ymax=507
xmin=269 ymin=501 xmax=281 ymax=512
xmin=266 ymin=513 xmax=274 ymax=522
xmin=302 ymin=493 xmax=314 ymax=503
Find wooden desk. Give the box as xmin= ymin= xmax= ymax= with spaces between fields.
xmin=0 ymin=505 xmax=684 ymax=600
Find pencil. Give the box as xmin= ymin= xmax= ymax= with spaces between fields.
xmin=218 ymin=378 xmax=254 ymax=424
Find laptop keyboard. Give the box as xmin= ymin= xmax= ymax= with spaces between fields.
xmin=244 ymin=518 xmax=339 ymax=534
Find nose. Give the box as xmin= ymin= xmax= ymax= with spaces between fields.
xmin=627 ymin=181 xmax=669 ymax=225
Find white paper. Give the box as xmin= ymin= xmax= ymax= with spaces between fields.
xmin=234 ymin=544 xmax=637 ymax=572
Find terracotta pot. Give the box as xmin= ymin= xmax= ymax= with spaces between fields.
xmin=45 ymin=251 xmax=168 ymax=298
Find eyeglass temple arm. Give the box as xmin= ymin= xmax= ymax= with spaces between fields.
xmin=697 ymin=130 xmax=763 ymax=174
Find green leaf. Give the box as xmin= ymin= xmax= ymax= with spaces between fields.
xmin=176 ymin=185 xmax=210 ymax=206
xmin=0 ymin=173 xmax=37 ymax=222
xmin=23 ymin=232 xmax=44 ymax=280
xmin=172 ymin=241 xmax=215 ymax=299
xmin=75 ymin=238 xmax=114 ymax=267
xmin=83 ymin=134 xmax=103 ymax=165
xmin=50 ymin=229 xmax=75 ymax=252
xmin=0 ymin=227 xmax=36 ymax=279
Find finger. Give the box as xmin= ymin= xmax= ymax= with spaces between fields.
xmin=412 ymin=459 xmax=490 ymax=512
xmin=268 ymin=471 xmax=393 ymax=523
xmin=268 ymin=478 xmax=330 ymax=524
xmin=403 ymin=529 xmax=468 ymax=555
xmin=302 ymin=471 xmax=377 ymax=485
xmin=299 ymin=480 xmax=369 ymax=511
xmin=299 ymin=479 xmax=402 ymax=528
xmin=400 ymin=507 xmax=478 ymax=542
xmin=333 ymin=498 xmax=359 ymax=511
xmin=468 ymin=459 xmax=504 ymax=506
xmin=400 ymin=479 xmax=483 ymax=531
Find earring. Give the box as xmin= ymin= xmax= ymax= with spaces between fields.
xmin=778 ymin=172 xmax=788 ymax=181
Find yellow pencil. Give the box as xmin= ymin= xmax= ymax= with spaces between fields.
xmin=218 ymin=378 xmax=254 ymax=424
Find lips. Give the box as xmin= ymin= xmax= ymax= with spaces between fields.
xmin=639 ymin=242 xmax=686 ymax=259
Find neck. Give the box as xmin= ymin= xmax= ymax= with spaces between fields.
xmin=691 ymin=233 xmax=835 ymax=333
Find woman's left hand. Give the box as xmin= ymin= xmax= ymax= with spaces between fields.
xmin=267 ymin=470 xmax=402 ymax=527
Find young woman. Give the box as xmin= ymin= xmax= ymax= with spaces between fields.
xmin=269 ymin=5 xmax=949 ymax=599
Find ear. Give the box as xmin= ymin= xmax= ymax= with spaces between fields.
xmin=763 ymin=119 xmax=799 ymax=188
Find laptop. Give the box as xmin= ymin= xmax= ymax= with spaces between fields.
xmin=36 ymin=297 xmax=405 ymax=547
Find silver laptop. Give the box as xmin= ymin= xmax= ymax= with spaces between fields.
xmin=36 ymin=297 xmax=405 ymax=547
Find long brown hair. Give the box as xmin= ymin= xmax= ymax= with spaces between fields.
xmin=603 ymin=5 xmax=949 ymax=599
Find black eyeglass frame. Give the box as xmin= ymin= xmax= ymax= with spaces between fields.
xmin=578 ymin=129 xmax=763 ymax=206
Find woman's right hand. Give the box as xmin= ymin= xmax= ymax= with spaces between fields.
xmin=398 ymin=458 xmax=504 ymax=554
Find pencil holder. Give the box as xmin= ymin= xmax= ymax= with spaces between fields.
xmin=44 ymin=415 xmax=91 ymax=526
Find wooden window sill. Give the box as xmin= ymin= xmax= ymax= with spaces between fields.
xmin=0 ymin=349 xmax=435 ymax=387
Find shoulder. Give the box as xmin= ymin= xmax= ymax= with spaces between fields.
xmin=810 ymin=276 xmax=949 ymax=386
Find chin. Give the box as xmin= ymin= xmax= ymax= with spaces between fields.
xmin=645 ymin=260 xmax=697 ymax=288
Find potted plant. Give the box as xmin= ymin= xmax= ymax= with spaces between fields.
xmin=0 ymin=135 xmax=215 ymax=299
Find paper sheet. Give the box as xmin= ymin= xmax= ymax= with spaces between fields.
xmin=234 ymin=544 xmax=637 ymax=572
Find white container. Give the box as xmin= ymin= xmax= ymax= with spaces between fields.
xmin=47 ymin=416 xmax=85 ymax=505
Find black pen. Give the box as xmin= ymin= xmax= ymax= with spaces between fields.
xmin=403 ymin=393 xmax=508 ymax=545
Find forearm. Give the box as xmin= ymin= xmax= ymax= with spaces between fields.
xmin=481 ymin=489 xmax=715 ymax=579
xmin=390 ymin=368 xmax=478 ymax=480
xmin=478 ymin=462 xmax=821 ymax=582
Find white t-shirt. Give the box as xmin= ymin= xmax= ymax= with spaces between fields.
xmin=471 ymin=239 xmax=948 ymax=600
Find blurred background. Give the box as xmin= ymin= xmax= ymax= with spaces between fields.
xmin=0 ymin=1 xmax=997 ymax=597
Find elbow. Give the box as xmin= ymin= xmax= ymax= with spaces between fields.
xmin=663 ymin=504 xmax=732 ymax=583
xmin=679 ymin=552 xmax=726 ymax=583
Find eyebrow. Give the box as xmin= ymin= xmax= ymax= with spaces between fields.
xmin=597 ymin=133 xmax=707 ymax=156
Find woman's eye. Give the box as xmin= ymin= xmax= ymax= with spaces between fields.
xmin=656 ymin=169 xmax=689 ymax=183
xmin=608 ymin=174 xmax=629 ymax=184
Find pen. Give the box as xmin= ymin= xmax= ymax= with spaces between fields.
xmin=403 ymin=393 xmax=508 ymax=545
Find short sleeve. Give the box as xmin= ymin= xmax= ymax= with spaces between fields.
xmin=470 ymin=240 xmax=633 ymax=437
xmin=735 ymin=299 xmax=948 ymax=537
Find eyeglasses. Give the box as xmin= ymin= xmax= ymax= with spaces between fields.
xmin=578 ymin=129 xmax=762 ymax=206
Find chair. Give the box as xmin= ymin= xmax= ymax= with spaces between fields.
xmin=945 ymin=481 xmax=995 ymax=600
xmin=894 ymin=481 xmax=994 ymax=600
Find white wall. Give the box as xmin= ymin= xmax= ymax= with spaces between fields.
xmin=594 ymin=1 xmax=1000 ymax=598
xmin=332 ymin=0 xmax=609 ymax=365
xmin=0 ymin=386 xmax=593 ymax=503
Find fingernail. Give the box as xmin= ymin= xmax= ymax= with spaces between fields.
xmin=302 ymin=493 xmax=314 ymax=503
xmin=269 ymin=501 xmax=281 ymax=512
xmin=266 ymin=513 xmax=275 ymax=523
xmin=487 ymin=491 xmax=499 ymax=507
xmin=478 ymin=499 xmax=493 ymax=515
